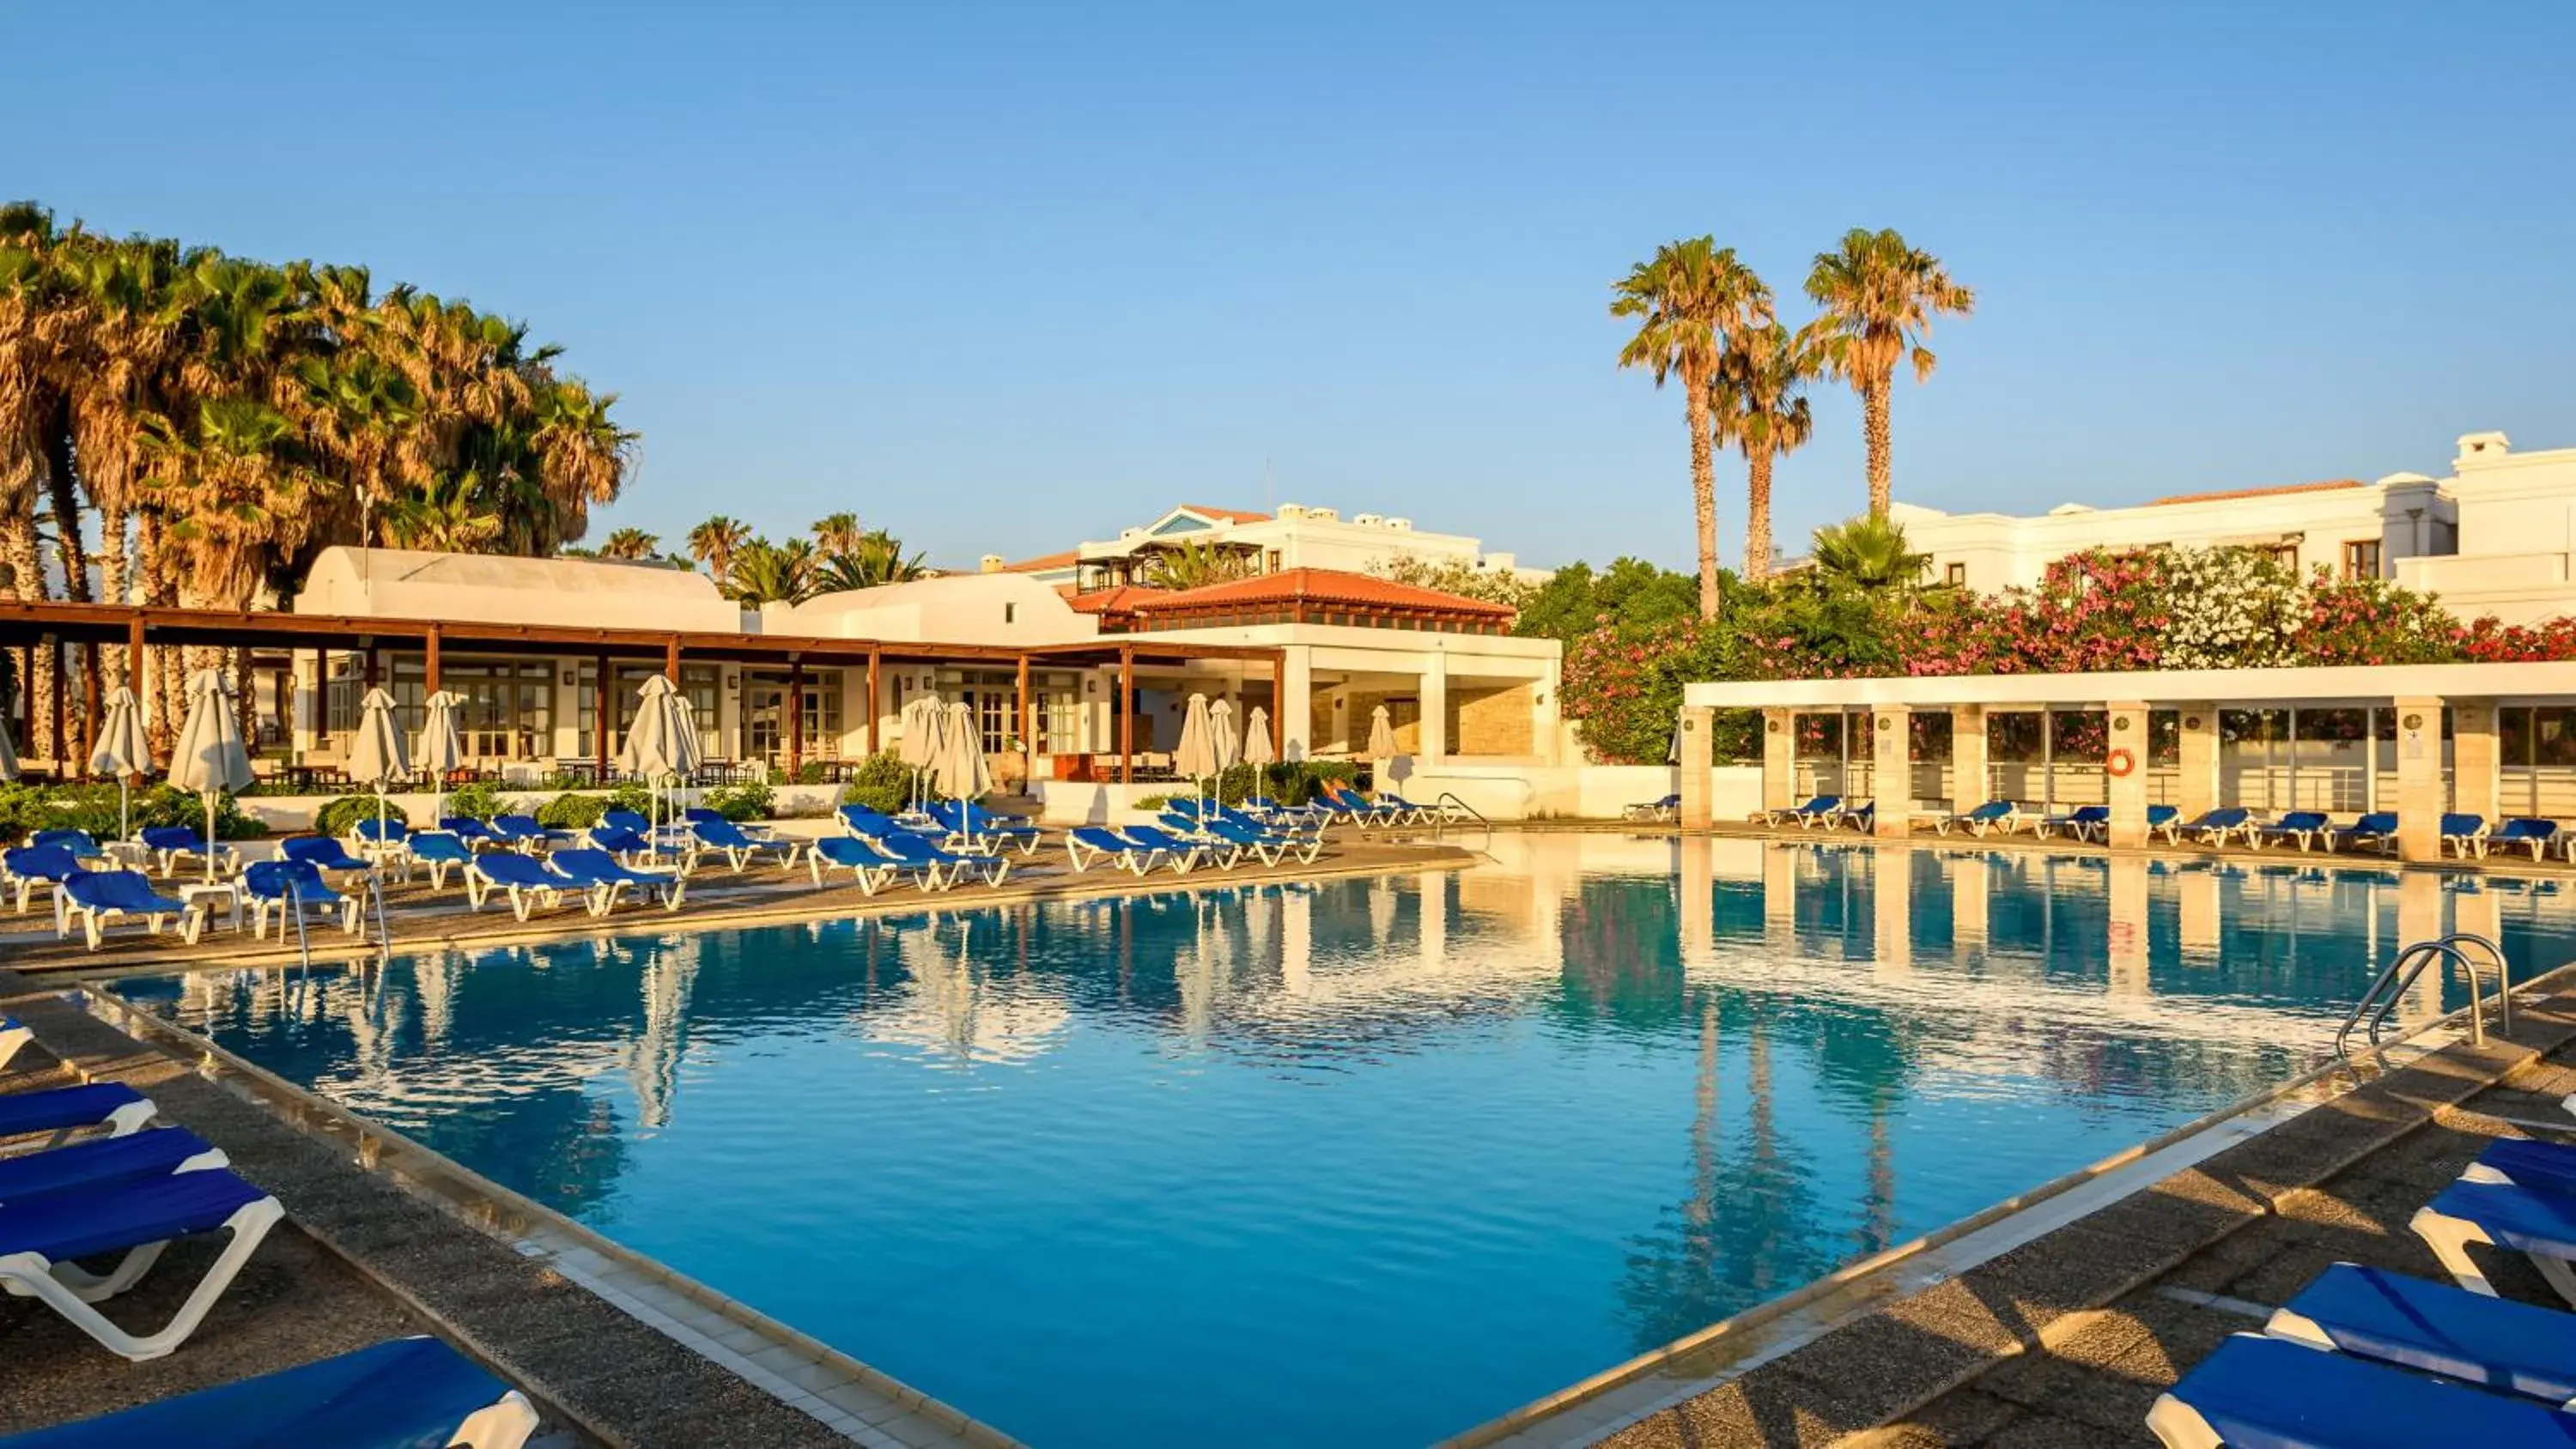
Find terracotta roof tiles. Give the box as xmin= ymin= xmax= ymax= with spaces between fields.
xmin=1127 ymin=567 xmax=1513 ymax=619
xmin=2147 ymin=479 xmax=2366 ymax=507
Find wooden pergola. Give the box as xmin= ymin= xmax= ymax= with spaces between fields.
xmin=0 ymin=600 xmax=1287 ymax=785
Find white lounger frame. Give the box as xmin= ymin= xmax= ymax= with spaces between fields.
xmin=0 ymin=1190 xmax=283 ymax=1361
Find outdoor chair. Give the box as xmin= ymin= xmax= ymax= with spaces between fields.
xmin=464 ymin=852 xmax=574 ymax=920
xmin=0 ymin=1164 xmax=284 ymax=1361
xmin=548 ymin=848 xmax=685 ymax=914
xmin=0 ymin=1124 xmax=227 ymax=1203
xmin=28 ymin=828 xmax=106 ymax=864
xmin=585 ymin=825 xmax=653 ymax=860
xmin=1623 ymin=793 xmax=1681 ymax=822
xmin=3 ymin=845 xmax=85 ymax=918
xmin=1120 ymin=824 xmax=1213 ymax=875
xmin=1065 ymin=827 xmax=1164 ymax=876
xmin=2147 ymin=1330 xmax=2576 ymax=1449
xmin=2256 ymin=810 xmax=2332 ymax=852
xmin=2439 ymin=812 xmax=2490 ymax=858
xmin=1935 ymin=800 xmax=2015 ymax=837
xmin=280 ymin=834 xmax=373 ymax=876
xmin=1779 ymin=795 xmax=1849 ymax=829
xmin=2263 ymin=1260 xmax=2576 ymax=1409
xmin=2034 ymin=804 xmax=2109 ymax=841
xmin=349 ymin=817 xmax=410 ymax=856
xmin=807 ymin=837 xmax=902 ymax=894
xmin=487 ymin=815 xmax=570 ymax=852
xmin=1158 ymin=812 xmax=1249 ymax=869
xmin=686 ymin=818 xmax=800 ymax=874
xmin=0 ymin=1082 xmax=160 ymax=1147
xmin=57 ymin=870 xmax=205 ymax=950
xmin=867 ymin=830 xmax=1008 ymax=890
xmin=439 ymin=816 xmax=501 ymax=849
xmin=137 ymin=826 xmax=235 ymax=879
xmin=1199 ymin=815 xmax=1320 ymax=867
xmin=2336 ymin=811 xmax=2399 ymax=854
xmin=405 ymin=832 xmax=478 ymax=891
xmin=2493 ymin=816 xmax=2558 ymax=860
xmin=2144 ymin=804 xmax=2179 ymax=842
xmin=2178 ymin=807 xmax=2253 ymax=847
xmin=0 ymin=1335 xmax=540 ymax=1449
xmin=241 ymin=860 xmax=361 ymax=940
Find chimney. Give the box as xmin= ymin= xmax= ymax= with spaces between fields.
xmin=1276 ymin=503 xmax=1307 ymax=520
xmin=2455 ymin=431 xmax=2512 ymax=468
xmin=979 ymin=555 xmax=1005 ymax=573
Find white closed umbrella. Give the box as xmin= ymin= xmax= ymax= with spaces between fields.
xmin=169 ymin=668 xmax=254 ymax=883
xmin=88 ymin=685 xmax=151 ymax=839
xmin=1242 ymin=706 xmax=1275 ymax=767
xmin=935 ymin=700 xmax=993 ymax=802
xmin=617 ymin=675 xmax=703 ymax=860
xmin=897 ymin=692 xmax=945 ymax=809
xmin=1366 ymin=702 xmax=1400 ymax=796
xmin=345 ymin=687 xmax=411 ymax=841
xmin=1207 ymin=697 xmax=1239 ymax=812
xmin=0 ymin=706 xmax=17 ymax=783
xmin=416 ymin=690 xmax=466 ymax=826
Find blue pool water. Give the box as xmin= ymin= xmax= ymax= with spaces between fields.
xmin=120 ymin=836 xmax=2576 ymax=1447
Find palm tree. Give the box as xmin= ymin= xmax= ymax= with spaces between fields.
xmin=1613 ymin=237 xmax=1770 ymax=620
xmin=598 ymin=526 xmax=659 ymax=560
xmin=383 ymin=470 xmax=504 ymax=551
xmin=1801 ymin=228 xmax=1975 ymax=518
xmin=811 ymin=528 xmax=931 ymax=592
xmin=1809 ymin=515 xmax=1929 ymax=591
xmin=811 ymin=511 xmax=863 ymax=558
xmin=1143 ymin=538 xmax=1255 ymax=591
xmin=1710 ymin=323 xmax=1816 ymax=582
xmin=688 ymin=514 xmax=750 ymax=585
xmin=721 ymin=536 xmax=820 ymax=606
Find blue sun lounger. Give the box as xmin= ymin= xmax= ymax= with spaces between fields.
xmin=550 ymin=848 xmax=686 ymax=913
xmin=406 ymin=831 xmax=478 ymax=889
xmin=2263 ymin=1261 xmax=2576 ymax=1407
xmin=0 ymin=1166 xmax=285 ymax=1361
xmin=2146 ymin=1329 xmax=2576 ymax=1449
xmin=488 ymin=815 xmax=570 ymax=852
xmin=1624 ymin=793 xmax=1681 ymax=822
xmin=1065 ymin=827 xmax=1164 ymax=876
xmin=2337 ymin=811 xmax=2400 ymax=854
xmin=137 ymin=826 xmax=235 ymax=879
xmin=57 ymin=870 xmax=205 ymax=951
xmin=2143 ymin=803 xmax=2179 ymax=841
xmin=1200 ymin=815 xmax=1322 ymax=866
xmin=868 ymin=830 xmax=1008 ymax=889
xmin=583 ymin=825 xmax=653 ymax=860
xmin=1119 ymin=824 xmax=1212 ymax=875
xmin=2258 ymin=810 xmax=2333 ymax=852
xmin=2493 ymin=816 xmax=2559 ymax=860
xmin=687 ymin=817 xmax=800 ymax=873
xmin=927 ymin=800 xmax=1044 ymax=856
xmin=0 ymin=1082 xmax=158 ymax=1145
xmin=28 ymin=829 xmax=106 ymax=864
xmin=2178 ymin=807 xmax=2253 ymax=847
xmin=2440 ymin=812 xmax=2491 ymax=858
xmin=439 ymin=816 xmax=501 ymax=849
xmin=241 ymin=860 xmax=361 ymax=940
xmin=1935 ymin=800 xmax=2014 ymax=837
xmin=3 ymin=845 xmax=85 ymax=919
xmin=807 ymin=837 xmax=902 ymax=894
xmin=0 ymin=1333 xmax=540 ymax=1448
xmin=0 ymin=1127 xmax=228 ymax=1204
xmin=280 ymin=835 xmax=373 ymax=875
xmin=464 ymin=852 xmax=573 ymax=920
xmin=2035 ymin=804 xmax=2109 ymax=841
xmin=2409 ymin=1174 xmax=2576 ymax=1302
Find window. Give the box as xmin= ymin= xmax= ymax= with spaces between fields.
xmin=576 ymin=663 xmax=718 ymax=757
xmin=1265 ymin=549 xmax=1282 ymax=573
xmin=2342 ymin=539 xmax=2382 ymax=579
xmin=1944 ymin=561 xmax=1967 ymax=586
xmin=1004 ymin=603 xmax=1017 ymax=625
xmin=2266 ymin=543 xmax=2300 ymax=571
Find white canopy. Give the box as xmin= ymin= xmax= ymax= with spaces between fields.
xmin=1365 ymin=704 xmax=1398 ymax=761
xmin=1242 ymin=706 xmax=1275 ymax=767
xmin=1208 ymin=698 xmax=1241 ymax=774
xmin=933 ymin=700 xmax=992 ymax=801
xmin=168 ymin=670 xmax=253 ymax=882
xmin=1174 ymin=693 xmax=1219 ymax=780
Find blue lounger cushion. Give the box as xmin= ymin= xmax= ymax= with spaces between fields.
xmin=0 ymin=1127 xmax=223 ymax=1203
xmin=2269 ymin=1261 xmax=2576 ymax=1404
xmin=2424 ymin=1177 xmax=2576 ymax=1256
xmin=0 ymin=1333 xmax=535 ymax=1448
xmin=0 ymin=1082 xmax=155 ymax=1139
xmin=2476 ymin=1137 xmax=2576 ymax=1197
xmin=0 ymin=1167 xmax=270 ymax=1264
xmin=2149 ymin=1330 xmax=2576 ymax=1449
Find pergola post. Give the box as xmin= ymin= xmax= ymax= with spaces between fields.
xmin=2176 ymin=705 xmax=2220 ymax=816
xmin=592 ymin=651 xmax=612 ymax=768
xmin=665 ymin=635 xmax=681 ymax=679
xmin=1419 ymin=648 xmax=1448 ymax=765
xmin=866 ymin=648 xmax=882 ymax=755
xmin=1677 ymin=705 xmax=1716 ymax=828
xmin=2451 ymin=699 xmax=2499 ymax=824
xmin=2105 ymin=700 xmax=2151 ymax=848
xmin=424 ymin=626 xmax=442 ymax=695
xmin=1016 ymin=653 xmax=1033 ymax=790
xmin=1270 ymin=652 xmax=1286 ymax=762
xmin=125 ymin=612 xmax=145 ymax=692
xmin=81 ymin=641 xmax=101 ymax=772
xmin=787 ymin=657 xmax=805 ymax=777
xmin=1119 ymin=645 xmax=1134 ymax=785
xmin=2394 ymin=695 xmax=2445 ymax=862
xmin=1870 ymin=705 xmax=1911 ymax=836
xmin=1760 ymin=706 xmax=1795 ymax=814
xmin=1950 ymin=705 xmax=1987 ymax=809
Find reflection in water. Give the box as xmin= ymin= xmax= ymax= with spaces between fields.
xmin=117 ymin=836 xmax=2576 ymax=1449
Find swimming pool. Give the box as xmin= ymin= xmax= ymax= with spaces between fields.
xmin=118 ymin=836 xmax=2576 ymax=1447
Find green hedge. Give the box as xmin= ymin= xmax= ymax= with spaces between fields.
xmin=704 ymin=779 xmax=775 ymax=822
xmin=314 ymin=794 xmax=407 ymax=838
xmin=836 ymin=752 xmax=913 ymax=815
xmin=535 ymin=792 xmax=606 ymax=830
xmin=441 ymin=781 xmax=506 ymax=822
xmin=0 ymin=782 xmax=266 ymax=845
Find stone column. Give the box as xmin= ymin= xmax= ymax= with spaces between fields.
xmin=2177 ymin=704 xmax=2221 ymax=816
xmin=1952 ymin=855 xmax=1990 ymax=955
xmin=2393 ymin=696 xmax=2445 ymax=862
xmin=1761 ymin=706 xmax=1795 ymax=814
xmin=1950 ymin=705 xmax=1987 ymax=809
xmin=2105 ymin=700 xmax=2152 ymax=847
xmin=1871 ymin=705 xmax=1911 ymax=836
xmin=2107 ymin=855 xmax=2150 ymax=993
xmin=1279 ymin=647 xmax=1313 ymax=762
xmin=1419 ymin=649 xmax=1449 ymax=765
xmin=2451 ymin=699 xmax=2498 ymax=823
xmin=1677 ymin=705 xmax=1716 ymax=828
xmin=1873 ymin=845 xmax=1912 ymax=975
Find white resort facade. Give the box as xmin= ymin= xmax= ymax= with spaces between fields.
xmin=1898 ymin=430 xmax=2576 ymax=623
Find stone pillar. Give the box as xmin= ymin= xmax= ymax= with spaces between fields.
xmin=2451 ymin=699 xmax=2498 ymax=823
xmin=2179 ymin=869 xmax=2220 ymax=967
xmin=1873 ymin=845 xmax=1911 ymax=975
xmin=2105 ymin=700 xmax=2151 ymax=847
xmin=1763 ymin=843 xmax=1796 ymax=952
xmin=2393 ymin=696 xmax=2445 ymax=862
xmin=1279 ymin=647 xmax=1313 ymax=762
xmin=1677 ymin=705 xmax=1716 ymax=829
xmin=1950 ymin=705 xmax=1987 ymax=808
xmin=1761 ymin=706 xmax=1795 ymax=814
xmin=1871 ymin=705 xmax=1911 ymax=836
xmin=2177 ymin=704 xmax=2220 ymax=816
xmin=1419 ymin=650 xmax=1449 ymax=764
xmin=2107 ymin=855 xmax=2150 ymax=994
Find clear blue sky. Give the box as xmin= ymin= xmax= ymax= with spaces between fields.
xmin=7 ymin=0 xmax=2571 ymax=574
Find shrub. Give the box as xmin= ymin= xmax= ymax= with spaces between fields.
xmin=536 ymin=792 xmax=607 ymax=831
xmin=0 ymin=782 xmax=265 ymax=845
xmin=314 ymin=794 xmax=406 ymax=838
xmin=705 ymin=779 xmax=775 ymax=822
xmin=1135 ymin=794 xmax=1173 ymax=810
xmin=836 ymin=752 xmax=912 ymax=815
xmin=605 ymin=781 xmax=657 ymax=817
xmin=443 ymin=781 xmax=506 ymax=822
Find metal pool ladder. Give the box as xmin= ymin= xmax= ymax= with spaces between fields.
xmin=1431 ymin=792 xmax=1495 ymax=855
xmin=2336 ymin=931 xmax=2512 ymax=1059
xmin=283 ymin=872 xmax=396 ymax=976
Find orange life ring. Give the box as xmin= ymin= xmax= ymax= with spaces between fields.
xmin=2105 ymin=748 xmax=2137 ymax=779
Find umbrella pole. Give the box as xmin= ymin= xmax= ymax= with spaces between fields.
xmin=118 ymin=777 xmax=130 ymax=843
xmin=202 ymin=793 xmax=216 ymax=885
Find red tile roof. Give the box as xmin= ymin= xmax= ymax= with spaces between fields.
xmin=1175 ymin=505 xmax=1272 ymax=524
xmin=2147 ymin=479 xmax=2365 ymax=507
xmin=1128 ymin=567 xmax=1514 ymax=619
xmin=1065 ymin=585 xmax=1169 ymax=615
xmin=999 ymin=548 xmax=1079 ymax=573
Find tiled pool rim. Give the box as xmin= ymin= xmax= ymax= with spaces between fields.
xmin=1437 ymin=962 xmax=2556 ymax=1449
xmin=76 ymin=984 xmax=1025 ymax=1449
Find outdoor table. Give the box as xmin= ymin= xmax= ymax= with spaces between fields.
xmin=179 ymin=880 xmax=244 ymax=933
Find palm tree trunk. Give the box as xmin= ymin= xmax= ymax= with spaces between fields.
xmin=0 ymin=512 xmax=46 ymax=761
xmin=137 ymin=511 xmax=179 ymax=750
xmin=43 ymin=421 xmax=90 ymax=603
xmin=1746 ymin=445 xmax=1775 ymax=582
xmin=1864 ymin=376 xmax=1893 ymax=518
xmin=1686 ymin=375 xmax=1721 ymax=620
xmin=98 ymin=506 xmax=129 ymax=687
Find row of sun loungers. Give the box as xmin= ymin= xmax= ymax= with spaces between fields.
xmin=2147 ymin=1113 xmax=2576 ymax=1448
xmin=0 ymin=1040 xmax=540 ymax=1446
xmin=1710 ymin=795 xmax=2576 ymax=860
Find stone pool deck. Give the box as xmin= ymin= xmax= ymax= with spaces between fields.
xmin=1533 ymin=981 xmax=2576 ymax=1449
xmin=2 ymin=834 xmax=1475 ymax=979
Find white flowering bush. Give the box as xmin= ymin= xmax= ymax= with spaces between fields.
xmin=2160 ymin=548 xmax=2305 ymax=669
